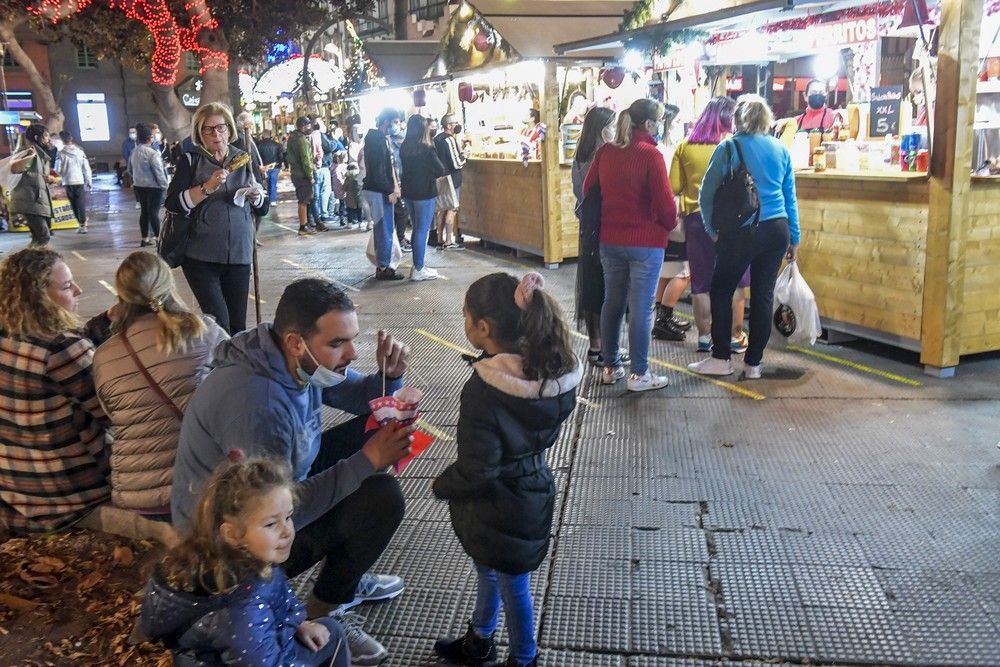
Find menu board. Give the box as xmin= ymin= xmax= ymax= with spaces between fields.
xmin=869 ymin=86 xmax=904 ymax=137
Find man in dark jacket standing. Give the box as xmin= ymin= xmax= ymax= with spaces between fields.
xmin=286 ymin=117 xmax=315 ymax=236
xmin=257 ymin=130 xmax=284 ymax=203
xmin=434 ymin=114 xmax=467 ymax=248
xmin=362 ymin=108 xmax=404 ymax=280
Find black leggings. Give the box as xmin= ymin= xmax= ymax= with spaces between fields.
xmin=710 ymin=217 xmax=790 ymax=366
xmin=134 ymin=186 xmax=163 ymax=238
xmin=283 ymin=416 xmax=405 ymax=605
xmin=181 ymin=258 xmax=250 ymax=334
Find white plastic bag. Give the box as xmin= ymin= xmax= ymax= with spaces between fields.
xmin=772 ymin=261 xmax=821 ymax=346
xmin=0 ymin=149 xmax=35 ymax=195
xmin=366 ymin=229 xmax=403 ymax=270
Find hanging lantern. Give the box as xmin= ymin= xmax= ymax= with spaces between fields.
xmin=474 ymin=30 xmax=491 ymax=53
xmin=458 ymin=82 xmax=475 ymax=103
xmin=601 ymin=67 xmax=625 ymax=89
xmin=413 ymin=88 xmax=427 ymax=107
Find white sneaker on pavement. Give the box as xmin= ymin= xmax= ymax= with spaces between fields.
xmin=410 ymin=266 xmax=440 ymax=281
xmin=602 ymin=366 xmax=626 ymax=385
xmin=688 ymin=357 xmax=734 ymax=376
xmin=743 ymin=363 xmax=762 ymax=379
xmin=627 ymin=372 xmax=669 ymax=392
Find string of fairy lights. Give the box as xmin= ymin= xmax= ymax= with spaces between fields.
xmin=26 ymin=0 xmax=228 ymax=86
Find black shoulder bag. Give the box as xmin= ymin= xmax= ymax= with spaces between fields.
xmin=158 ymin=153 xmax=201 ymax=269
xmin=712 ymin=138 xmax=760 ymax=238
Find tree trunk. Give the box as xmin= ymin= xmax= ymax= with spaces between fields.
xmin=193 ymin=29 xmax=230 ymax=106
xmin=150 ymin=83 xmax=192 ymax=141
xmin=394 ymin=0 xmax=408 ymax=39
xmin=0 ymin=21 xmax=65 ymax=132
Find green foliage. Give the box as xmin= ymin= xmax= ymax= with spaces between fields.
xmin=624 ymin=27 xmax=706 ymax=58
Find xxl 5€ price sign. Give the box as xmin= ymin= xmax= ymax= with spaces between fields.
xmin=869 ymin=86 xmax=904 ymax=137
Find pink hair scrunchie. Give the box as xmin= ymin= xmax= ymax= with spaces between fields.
xmin=514 ymin=272 xmax=546 ymax=311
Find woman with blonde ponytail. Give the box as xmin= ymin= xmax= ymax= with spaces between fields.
xmin=93 ymin=252 xmax=228 ymax=516
xmin=582 ymin=98 xmax=678 ymax=393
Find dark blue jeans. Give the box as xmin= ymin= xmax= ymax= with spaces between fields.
xmin=710 ymin=218 xmax=790 ymax=366
xmin=472 ymin=563 xmax=536 ymax=665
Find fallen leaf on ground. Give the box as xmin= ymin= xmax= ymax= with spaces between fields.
xmin=112 ymin=546 xmax=134 ymax=567
xmin=77 ymin=570 xmax=104 ymax=593
xmin=0 ymin=592 xmax=41 ymax=611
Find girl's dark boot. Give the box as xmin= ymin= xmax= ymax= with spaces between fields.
xmin=434 ymin=623 xmax=498 ymax=665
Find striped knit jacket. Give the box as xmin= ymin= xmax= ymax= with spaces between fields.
xmin=0 ymin=330 xmax=111 ymax=534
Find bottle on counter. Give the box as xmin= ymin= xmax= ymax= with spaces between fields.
xmin=813 ymin=146 xmax=827 ymax=172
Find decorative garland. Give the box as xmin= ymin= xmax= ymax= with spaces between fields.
xmin=988 ymin=0 xmax=999 ymax=16
xmin=759 ymin=0 xmax=907 ymax=33
xmin=27 ymin=0 xmax=228 ymax=86
xmin=337 ymin=20 xmax=386 ymax=97
xmin=624 ymin=26 xmax=706 ymax=57
xmin=620 ymin=0 xmax=657 ymax=32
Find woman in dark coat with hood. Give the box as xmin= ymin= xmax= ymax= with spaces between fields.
xmin=433 ymin=272 xmax=582 ymax=667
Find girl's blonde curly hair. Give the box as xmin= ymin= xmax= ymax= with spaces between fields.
xmin=0 ymin=248 xmax=79 ymax=339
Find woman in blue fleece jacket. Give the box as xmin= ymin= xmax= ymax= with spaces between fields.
xmin=689 ymin=94 xmax=801 ymax=380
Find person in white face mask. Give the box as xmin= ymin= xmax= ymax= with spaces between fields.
xmin=171 ymin=277 xmax=415 ymax=666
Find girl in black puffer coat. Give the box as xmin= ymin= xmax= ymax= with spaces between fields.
xmin=433 ymin=272 xmax=582 ymax=667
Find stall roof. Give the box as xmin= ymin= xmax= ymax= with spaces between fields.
xmin=552 ymin=0 xmax=899 ymax=55
xmin=470 ymin=0 xmax=635 ymax=59
xmin=365 ymin=40 xmax=440 ymax=86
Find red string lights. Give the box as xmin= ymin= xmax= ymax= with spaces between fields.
xmin=27 ymin=0 xmax=228 ymax=86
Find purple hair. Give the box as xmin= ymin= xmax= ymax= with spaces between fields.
xmin=687 ymin=96 xmax=737 ymax=145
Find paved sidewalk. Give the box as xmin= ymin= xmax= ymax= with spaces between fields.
xmin=5 ymin=178 xmax=999 ymax=666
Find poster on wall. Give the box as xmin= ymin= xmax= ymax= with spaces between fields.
xmin=76 ymin=93 xmax=110 ymax=142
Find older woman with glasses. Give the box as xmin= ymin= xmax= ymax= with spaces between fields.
xmin=165 ymin=103 xmax=268 ymax=334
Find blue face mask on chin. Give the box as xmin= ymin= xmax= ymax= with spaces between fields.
xmin=388 ymin=124 xmax=401 ymax=137
xmin=296 ymin=342 xmax=348 ymax=389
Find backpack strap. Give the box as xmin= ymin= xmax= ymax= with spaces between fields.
xmin=731 ymin=138 xmax=761 ymax=227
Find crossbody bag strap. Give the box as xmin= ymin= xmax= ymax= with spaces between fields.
xmin=731 ymin=139 xmax=762 ymax=226
xmin=120 ymin=330 xmax=185 ymax=421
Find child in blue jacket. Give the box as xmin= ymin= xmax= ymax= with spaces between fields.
xmin=141 ymin=454 xmax=349 ymax=666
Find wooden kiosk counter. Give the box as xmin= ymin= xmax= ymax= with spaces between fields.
xmin=459 ymin=158 xmax=579 ymax=267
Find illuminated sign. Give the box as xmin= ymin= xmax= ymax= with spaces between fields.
xmin=252 ymin=57 xmax=344 ymax=102
xmin=76 ymin=93 xmax=109 ymax=141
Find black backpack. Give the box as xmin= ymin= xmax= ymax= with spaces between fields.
xmin=712 ymin=138 xmax=760 ymax=237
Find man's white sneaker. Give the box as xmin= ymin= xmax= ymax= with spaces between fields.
xmin=687 ymin=357 xmax=734 ymax=376
xmin=743 ymin=364 xmax=762 ymax=379
xmin=602 ymin=366 xmax=626 ymax=385
xmin=410 ymin=266 xmax=440 ymax=281
xmin=627 ymin=372 xmax=669 ymax=392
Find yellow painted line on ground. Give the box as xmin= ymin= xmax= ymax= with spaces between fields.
xmin=415 ymin=328 xmax=475 ymax=356
xmin=417 ymin=418 xmax=454 ymax=442
xmin=570 ymin=330 xmax=765 ymax=401
xmin=97 ymin=279 xmax=117 ymax=296
xmin=788 ymin=345 xmax=923 ymax=387
xmin=248 ymin=294 xmax=266 ymax=304
xmin=70 ymin=250 xmax=87 ymax=262
xmin=280 ymin=258 xmax=360 ymax=292
xmin=273 ymin=222 xmax=298 ymax=233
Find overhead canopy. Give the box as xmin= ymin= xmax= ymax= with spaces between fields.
xmin=365 ymin=40 xmax=441 ymax=86
xmin=553 ymin=0 xmax=791 ymax=55
xmin=470 ymin=0 xmax=635 ymax=59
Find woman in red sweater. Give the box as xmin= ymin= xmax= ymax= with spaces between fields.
xmin=583 ymin=99 xmax=678 ymax=392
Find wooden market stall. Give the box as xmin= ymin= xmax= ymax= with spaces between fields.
xmin=426 ymin=1 xmax=636 ymax=267
xmin=556 ymin=0 xmax=999 ymax=375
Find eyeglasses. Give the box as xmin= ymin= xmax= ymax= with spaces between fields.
xmin=201 ymin=123 xmax=230 ymax=136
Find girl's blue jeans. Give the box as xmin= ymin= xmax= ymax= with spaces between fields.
xmin=471 ymin=563 xmax=536 ymax=665
xmin=405 ymin=197 xmax=437 ymax=271
xmin=599 ymin=244 xmax=665 ymax=375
